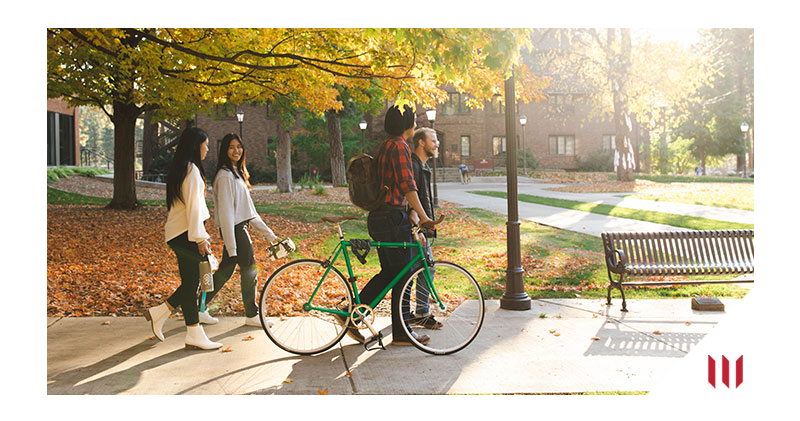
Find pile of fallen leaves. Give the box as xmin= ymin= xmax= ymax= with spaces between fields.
xmin=47 ymin=204 xmax=324 ymax=317
xmin=529 ymin=171 xmax=612 ymax=184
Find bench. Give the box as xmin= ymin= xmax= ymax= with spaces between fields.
xmin=601 ymin=230 xmax=754 ymax=311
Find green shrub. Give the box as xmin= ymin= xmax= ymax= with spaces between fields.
xmin=313 ymin=185 xmax=327 ymax=196
xmin=576 ymin=150 xmax=614 ymax=172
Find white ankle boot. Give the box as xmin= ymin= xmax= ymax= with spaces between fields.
xmin=199 ymin=310 xmax=218 ymax=325
xmin=185 ymin=324 xmax=222 ymax=350
xmin=144 ymin=303 xmax=171 ymax=341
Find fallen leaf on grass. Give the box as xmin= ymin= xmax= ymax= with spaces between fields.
xmin=318 ymin=388 xmax=328 ymax=395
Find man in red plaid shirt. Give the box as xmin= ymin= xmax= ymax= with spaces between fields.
xmin=354 ymin=103 xmax=433 ymax=346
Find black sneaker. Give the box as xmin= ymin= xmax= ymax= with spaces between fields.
xmin=409 ymin=315 xmax=443 ymax=330
xmin=393 ymin=331 xmax=431 ymax=346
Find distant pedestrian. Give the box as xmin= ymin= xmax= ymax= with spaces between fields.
xmin=459 ymin=163 xmax=470 ymax=184
xmin=145 ymin=127 xmax=222 ymax=350
xmin=200 ymin=133 xmax=283 ymax=328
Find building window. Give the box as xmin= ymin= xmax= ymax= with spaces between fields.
xmin=491 ymin=95 xmax=503 ymax=114
xmin=547 ymin=93 xmax=575 ymax=113
xmin=460 ymin=136 xmax=471 ymax=157
xmin=443 ymin=92 xmax=470 ymax=115
xmin=492 ymin=136 xmax=506 ymax=156
xmin=602 ymin=135 xmax=616 ymax=151
xmin=548 ymin=135 xmax=575 ymax=156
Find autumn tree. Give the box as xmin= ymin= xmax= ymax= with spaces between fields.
xmin=529 ymin=29 xmax=710 ymax=180
xmin=48 ymin=28 xmax=540 ymax=209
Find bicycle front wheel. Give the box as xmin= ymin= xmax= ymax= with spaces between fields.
xmin=397 ymin=260 xmax=485 ymax=355
xmin=259 ymin=259 xmax=353 ymax=355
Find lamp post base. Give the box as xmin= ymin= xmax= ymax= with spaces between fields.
xmin=500 ymin=293 xmax=532 ymax=310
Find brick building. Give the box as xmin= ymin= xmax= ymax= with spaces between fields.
xmin=47 ymin=98 xmax=80 ymax=166
xmin=194 ymin=93 xmax=623 ymax=178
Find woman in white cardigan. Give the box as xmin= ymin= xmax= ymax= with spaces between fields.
xmin=199 ymin=133 xmax=280 ymax=327
xmin=145 ymin=127 xmax=222 ymax=350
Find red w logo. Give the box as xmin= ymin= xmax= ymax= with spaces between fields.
xmin=708 ymin=355 xmax=743 ymax=388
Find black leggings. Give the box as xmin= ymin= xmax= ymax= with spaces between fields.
xmin=166 ymin=231 xmax=203 ymax=326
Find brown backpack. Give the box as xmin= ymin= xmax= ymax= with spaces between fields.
xmin=346 ymin=152 xmax=389 ymax=212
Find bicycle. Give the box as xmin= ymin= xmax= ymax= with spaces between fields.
xmin=257 ymin=215 xmax=484 ymax=356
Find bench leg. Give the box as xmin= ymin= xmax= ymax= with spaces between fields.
xmin=606 ymin=272 xmax=629 ymax=312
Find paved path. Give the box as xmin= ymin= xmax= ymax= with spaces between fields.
xmin=437 ymin=179 xmax=753 ymax=237
xmin=47 ymin=298 xmax=737 ymax=395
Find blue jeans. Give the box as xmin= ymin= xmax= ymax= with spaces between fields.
xmin=360 ymin=209 xmax=413 ymax=339
xmin=410 ymin=241 xmax=435 ymax=316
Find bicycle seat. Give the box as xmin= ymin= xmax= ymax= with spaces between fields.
xmin=321 ymin=215 xmax=359 ymax=224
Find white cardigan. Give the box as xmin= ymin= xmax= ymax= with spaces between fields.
xmin=164 ymin=163 xmax=211 ymax=244
xmin=213 ymin=167 xmax=277 ymax=257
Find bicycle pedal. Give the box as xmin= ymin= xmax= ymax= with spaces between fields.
xmin=364 ymin=332 xmax=385 ymax=352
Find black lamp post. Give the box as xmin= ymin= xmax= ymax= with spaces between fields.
xmin=519 ymin=114 xmax=527 ymax=175
xmin=426 ymin=108 xmax=439 ymax=208
xmin=359 ymin=119 xmax=367 ymax=154
xmin=740 ymin=121 xmax=749 ymax=177
xmin=500 ymin=70 xmax=531 ymax=311
xmin=236 ymin=109 xmax=244 ymax=139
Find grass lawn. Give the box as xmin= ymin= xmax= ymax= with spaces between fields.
xmin=47 ymin=186 xmax=750 ymax=305
xmin=468 ymin=190 xmax=753 ymax=231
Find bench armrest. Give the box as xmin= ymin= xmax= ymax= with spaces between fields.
xmin=605 ymin=248 xmax=628 ymax=274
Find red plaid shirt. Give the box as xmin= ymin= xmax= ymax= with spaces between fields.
xmin=376 ymin=136 xmax=417 ymax=207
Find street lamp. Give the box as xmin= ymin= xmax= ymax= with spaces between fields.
xmin=236 ymin=109 xmax=244 ymax=139
xmin=426 ymin=108 xmax=439 ymax=208
xmin=359 ymin=119 xmax=367 ymax=154
xmin=740 ymin=121 xmax=749 ymax=178
xmin=519 ymin=114 xmax=527 ymax=175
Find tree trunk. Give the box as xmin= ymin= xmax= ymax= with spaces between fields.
xmin=610 ymin=28 xmax=635 ymax=182
xmin=326 ymin=109 xmax=346 ymax=187
xmin=107 ymin=100 xmax=142 ymax=210
xmin=276 ymin=121 xmax=293 ymax=193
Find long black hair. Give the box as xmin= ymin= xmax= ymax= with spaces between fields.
xmin=166 ymin=127 xmax=208 ymax=211
xmin=216 ymin=133 xmax=252 ymax=190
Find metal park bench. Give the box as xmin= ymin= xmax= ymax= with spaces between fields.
xmin=601 ymin=230 xmax=754 ymax=311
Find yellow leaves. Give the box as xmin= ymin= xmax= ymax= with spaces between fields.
xmin=242 ymin=335 xmax=255 ymax=341
xmin=317 ymin=388 xmax=328 ymax=395
xmin=283 ymin=379 xmax=294 ymax=383
xmin=652 ymin=330 xmax=662 ymax=335
xmin=221 ymin=347 xmax=233 ymax=352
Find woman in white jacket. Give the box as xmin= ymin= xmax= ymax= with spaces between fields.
xmin=199 ymin=133 xmax=279 ymax=327
xmin=144 ymin=127 xmax=222 ymax=350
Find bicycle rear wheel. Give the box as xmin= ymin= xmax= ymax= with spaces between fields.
xmin=397 ymin=260 xmax=484 ymax=355
xmin=259 ymin=259 xmax=353 ymax=355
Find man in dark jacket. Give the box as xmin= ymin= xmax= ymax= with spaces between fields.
xmin=407 ymin=127 xmax=443 ymax=329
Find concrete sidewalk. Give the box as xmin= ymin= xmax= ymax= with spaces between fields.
xmin=47 ymin=298 xmax=741 ymax=395
xmin=437 ymin=181 xmax=753 ymax=237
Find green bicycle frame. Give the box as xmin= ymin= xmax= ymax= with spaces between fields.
xmin=304 ymin=239 xmax=444 ymax=317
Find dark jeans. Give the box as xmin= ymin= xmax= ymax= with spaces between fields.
xmin=202 ymin=221 xmax=259 ymax=318
xmin=166 ymin=231 xmax=203 ymax=326
xmin=359 ymin=209 xmax=413 ymax=339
